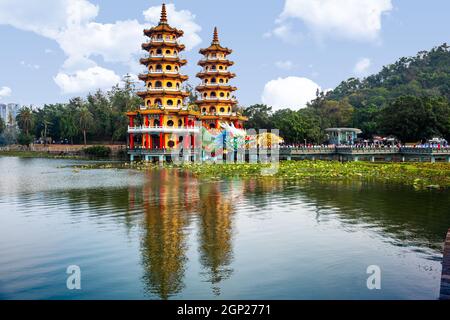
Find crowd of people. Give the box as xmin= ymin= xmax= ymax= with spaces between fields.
xmin=279 ymin=141 xmax=449 ymax=150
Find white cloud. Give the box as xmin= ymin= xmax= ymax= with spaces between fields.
xmin=54 ymin=66 xmax=121 ymax=94
xmin=275 ymin=60 xmax=295 ymax=70
xmin=0 ymin=1 xmax=201 ymax=94
xmin=270 ymin=0 xmax=393 ymax=43
xmin=264 ymin=24 xmax=303 ymax=44
xmin=261 ymin=76 xmax=321 ymax=111
xmin=20 ymin=61 xmax=40 ymax=70
xmin=55 ymin=19 xmax=143 ymax=72
xmin=0 ymin=86 xmax=12 ymax=99
xmin=354 ymin=58 xmax=371 ymax=75
xmin=143 ymin=3 xmax=202 ymax=51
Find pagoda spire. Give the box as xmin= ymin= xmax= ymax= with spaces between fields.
xmin=160 ymin=3 xmax=168 ymax=24
xmin=212 ymin=27 xmax=219 ymax=44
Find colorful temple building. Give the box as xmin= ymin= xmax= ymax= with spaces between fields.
xmin=196 ymin=27 xmax=245 ymax=130
xmin=126 ymin=4 xmax=247 ymax=161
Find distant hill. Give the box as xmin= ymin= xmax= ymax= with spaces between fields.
xmin=245 ymin=44 xmax=450 ymax=143
xmin=307 ymin=43 xmax=450 ymax=141
xmin=325 ymin=43 xmax=450 ymax=105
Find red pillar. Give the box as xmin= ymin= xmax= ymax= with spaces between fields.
xmin=159 ymin=114 xmax=164 ymax=149
xmin=234 ymin=120 xmax=239 ymax=128
xmin=145 ymin=115 xmax=150 ymax=149
xmin=129 ymin=116 xmax=134 ymax=149
xmin=184 ymin=116 xmax=188 ymax=127
xmin=215 ymin=119 xmax=219 ymax=129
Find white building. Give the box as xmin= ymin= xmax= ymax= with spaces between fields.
xmin=0 ymin=103 xmax=21 ymax=125
xmin=0 ymin=104 xmax=6 ymax=122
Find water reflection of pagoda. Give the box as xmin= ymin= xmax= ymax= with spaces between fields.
xmin=198 ymin=182 xmax=236 ymax=295
xmin=134 ymin=170 xmax=239 ymax=298
xmin=139 ymin=170 xmax=198 ymax=299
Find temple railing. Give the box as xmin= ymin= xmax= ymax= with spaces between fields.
xmin=149 ymin=39 xmax=178 ymax=44
xmin=200 ymin=57 xmax=228 ymax=62
xmin=128 ymin=126 xmax=200 ymax=134
xmin=147 ymin=54 xmax=179 ymax=59
xmin=147 ymin=70 xmax=179 ymax=75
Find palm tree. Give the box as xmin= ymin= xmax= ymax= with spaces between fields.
xmin=79 ymin=107 xmax=94 ymax=146
xmin=17 ymin=106 xmax=34 ymax=135
xmin=42 ymin=114 xmax=51 ymax=145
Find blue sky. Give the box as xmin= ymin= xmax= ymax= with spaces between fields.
xmin=0 ymin=0 xmax=449 ymax=110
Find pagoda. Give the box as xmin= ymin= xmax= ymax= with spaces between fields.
xmin=196 ymin=27 xmax=247 ymax=130
xmin=127 ymin=3 xmax=200 ymax=151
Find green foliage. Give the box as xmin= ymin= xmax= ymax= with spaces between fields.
xmin=17 ymin=132 xmax=34 ymax=146
xmin=326 ymin=44 xmax=450 ymax=103
xmin=243 ymin=104 xmax=325 ymax=144
xmin=379 ymin=96 xmax=450 ymax=142
xmin=243 ymin=104 xmax=274 ymax=130
xmin=16 ymin=106 xmax=35 ymax=135
xmin=79 ymin=106 xmax=94 ymax=145
xmin=27 ymin=75 xmax=140 ymax=145
xmin=83 ymin=146 xmax=112 ymax=158
xmin=0 ymin=117 xmax=4 ymax=134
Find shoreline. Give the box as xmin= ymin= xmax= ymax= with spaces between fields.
xmin=0 ymin=150 xmax=86 ymax=159
xmin=0 ymin=148 xmax=125 ymax=161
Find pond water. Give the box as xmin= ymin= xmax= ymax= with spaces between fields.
xmin=0 ymin=157 xmax=449 ymax=300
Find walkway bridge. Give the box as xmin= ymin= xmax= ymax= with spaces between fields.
xmin=128 ymin=146 xmax=450 ymax=163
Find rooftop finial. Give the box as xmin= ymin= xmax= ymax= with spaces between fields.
xmin=212 ymin=27 xmax=219 ymax=44
xmin=160 ymin=3 xmax=167 ymax=24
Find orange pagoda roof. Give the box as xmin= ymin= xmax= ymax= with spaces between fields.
xmin=199 ymin=27 xmax=233 ymax=55
xmin=143 ymin=4 xmax=184 ymax=37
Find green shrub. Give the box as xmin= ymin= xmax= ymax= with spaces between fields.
xmin=17 ymin=132 xmax=34 ymax=146
xmin=83 ymin=146 xmax=111 ymax=158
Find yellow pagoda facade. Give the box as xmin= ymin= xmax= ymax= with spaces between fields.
xmin=127 ymin=4 xmax=199 ymax=150
xmin=196 ymin=27 xmax=246 ymax=130
xmin=127 ymin=4 xmax=247 ymax=159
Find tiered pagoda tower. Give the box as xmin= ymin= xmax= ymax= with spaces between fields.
xmin=126 ymin=4 xmax=247 ymax=160
xmin=196 ymin=28 xmax=247 ymax=130
xmin=127 ymin=4 xmax=199 ymax=150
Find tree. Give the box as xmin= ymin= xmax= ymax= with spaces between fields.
xmin=60 ymin=107 xmax=78 ymax=144
xmin=79 ymin=107 xmax=94 ymax=145
xmin=271 ymin=109 xmax=324 ymax=144
xmin=17 ymin=132 xmax=34 ymax=147
xmin=0 ymin=117 xmax=4 ymax=135
xmin=109 ymin=77 xmax=142 ymax=142
xmin=379 ymin=96 xmax=450 ymax=142
xmin=243 ymin=104 xmax=273 ymax=130
xmin=351 ymin=105 xmax=380 ymax=139
xmin=185 ymin=83 xmax=198 ymax=106
xmin=309 ymin=98 xmax=354 ymax=129
xmin=16 ymin=106 xmax=35 ymax=135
